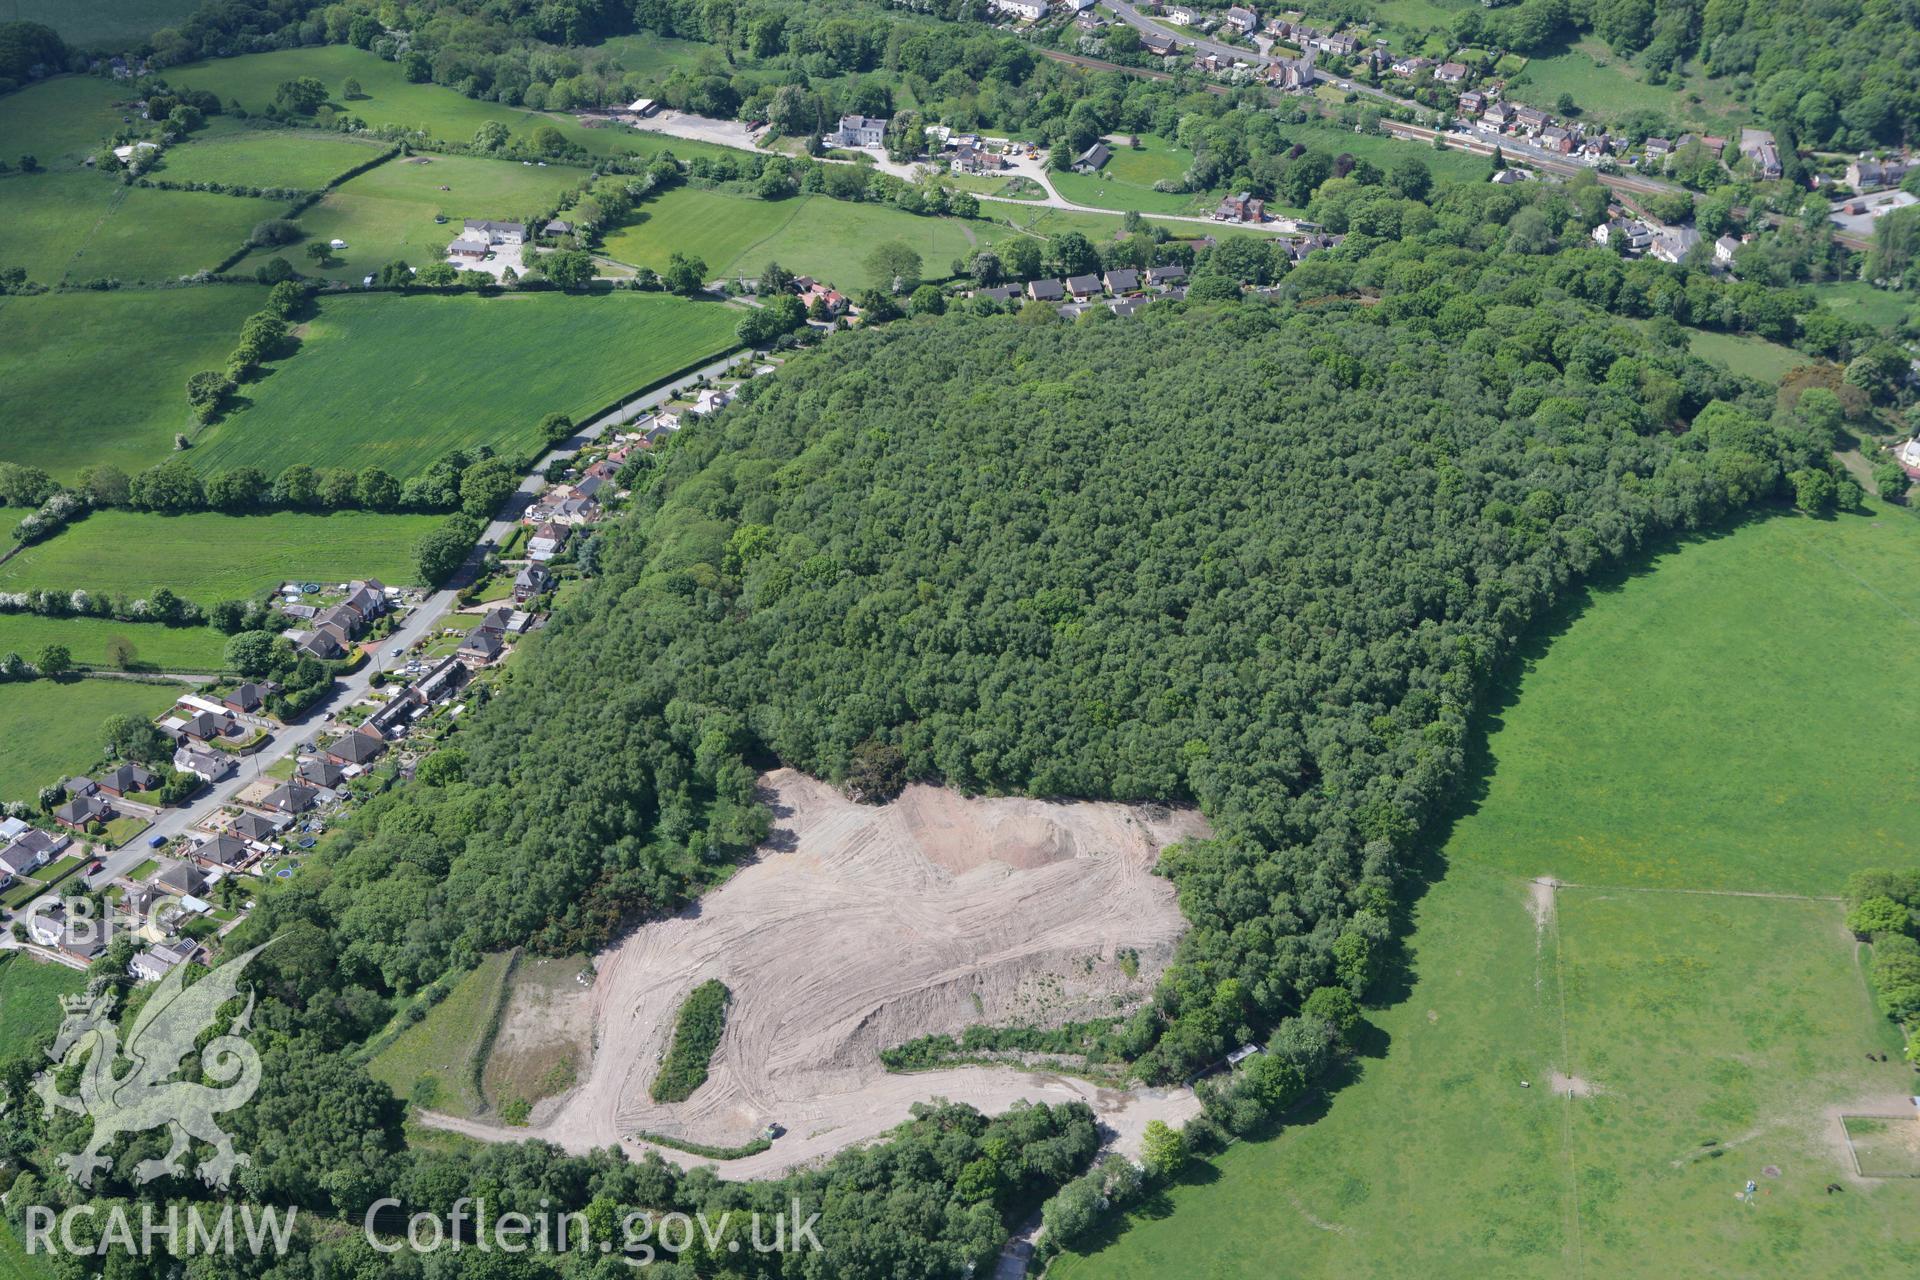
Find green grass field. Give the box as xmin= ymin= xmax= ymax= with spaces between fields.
xmin=232 ymin=151 xmax=589 ymax=282
xmin=1813 ymin=281 xmax=1915 ymax=333
xmin=0 ymin=615 xmax=229 ymax=673
xmin=0 ymin=171 xmax=122 ymax=283
xmin=1507 ymin=36 xmax=1749 ymax=130
xmin=1686 ymin=328 xmax=1811 ymax=385
xmin=1061 ymin=507 xmax=1920 ymax=1277
xmin=0 ymin=1219 xmax=57 ymax=1280
xmin=0 ymin=510 xmax=445 ymax=603
xmin=66 ymin=184 xmax=291 ymax=283
xmin=0 ymin=677 xmax=183 ymax=803
xmin=368 ymin=951 xmax=516 ymax=1118
xmin=1286 ymin=119 xmax=1494 ymax=187
xmin=167 ymin=47 xmax=748 ymax=163
xmin=592 ymin=33 xmax=721 ymax=78
xmin=603 ymin=188 xmax=1009 ymax=288
xmin=154 ymin=127 xmax=392 ymax=190
xmin=0 ymin=286 xmax=268 ymax=481
xmin=1049 ymin=135 xmax=1220 ymax=216
xmin=8 ymin=0 xmax=200 ymax=48
xmin=0 ymin=952 xmax=89 ymax=1056
xmin=0 ymin=76 xmax=137 ymax=168
xmin=191 ymin=291 xmax=741 ymax=477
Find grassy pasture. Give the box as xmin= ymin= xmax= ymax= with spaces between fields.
xmin=0 ymin=286 xmax=267 ymax=481
xmin=1812 ymin=281 xmax=1914 ymax=333
xmin=167 ymin=47 xmax=748 ymax=163
xmin=65 ymin=184 xmax=290 ymax=282
xmin=191 ymin=291 xmax=741 ymax=478
xmin=233 ymin=151 xmax=588 ymax=282
xmin=0 ymin=677 xmax=184 ymax=803
xmin=8 ymin=0 xmax=200 ymax=48
xmin=0 ymin=171 xmax=122 ymax=283
xmin=1686 ymin=328 xmax=1810 ymax=385
xmin=0 ymin=953 xmax=88 ymax=1062
xmin=0 ymin=510 xmax=445 ymax=603
xmin=592 ymin=33 xmax=720 ymax=78
xmin=1285 ymin=119 xmax=1494 ymax=186
xmin=0 ymin=615 xmax=229 ymax=673
xmin=0 ymin=75 xmax=137 ymax=168
xmin=153 ymin=127 xmax=391 ymax=190
xmin=1507 ymin=36 xmax=1748 ymax=129
xmin=368 ymin=952 xmax=516 ymax=1118
xmin=603 ymin=188 xmax=1001 ymax=289
xmin=1061 ymin=507 xmax=1920 ymax=1277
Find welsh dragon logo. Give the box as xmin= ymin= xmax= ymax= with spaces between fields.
xmin=33 ymin=942 xmax=270 ymax=1190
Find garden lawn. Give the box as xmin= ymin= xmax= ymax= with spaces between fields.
xmin=9 ymin=0 xmax=200 ymax=48
xmin=0 ymin=677 xmax=184 ymax=804
xmin=368 ymin=951 xmax=516 ymax=1118
xmin=0 ymin=75 xmax=136 ymax=168
xmin=0 ymin=510 xmax=446 ymax=603
xmin=153 ymin=128 xmax=393 ymax=190
xmin=191 ymin=291 xmax=741 ymax=477
xmin=167 ymin=47 xmax=749 ymax=163
xmin=0 ymin=615 xmax=229 ymax=673
xmin=1050 ymin=135 xmax=1218 ymax=215
xmin=1685 ymin=328 xmax=1810 ymax=385
xmin=232 ymin=151 xmax=589 ymax=282
xmin=0 ymin=286 xmax=268 ymax=481
xmin=1059 ymin=507 xmax=1920 ymax=1278
xmin=1284 ymin=119 xmax=1493 ymax=187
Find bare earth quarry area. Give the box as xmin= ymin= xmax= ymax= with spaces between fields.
xmin=424 ymin=768 xmax=1210 ymax=1175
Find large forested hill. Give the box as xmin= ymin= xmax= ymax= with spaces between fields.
xmin=414 ymin=300 xmax=1805 ymax=1079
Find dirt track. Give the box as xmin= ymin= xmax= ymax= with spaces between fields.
xmin=420 ymin=769 xmax=1208 ymax=1177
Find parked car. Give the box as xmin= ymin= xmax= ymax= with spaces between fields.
xmin=147 ymin=835 xmax=166 ymax=848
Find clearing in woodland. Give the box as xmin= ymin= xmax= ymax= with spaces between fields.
xmin=423 ymin=769 xmax=1209 ymax=1175
xmin=1058 ymin=507 xmax=1920 ymax=1278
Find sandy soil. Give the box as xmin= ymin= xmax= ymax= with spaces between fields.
xmin=422 ymin=769 xmax=1209 ymax=1177
xmin=1549 ymin=1070 xmax=1598 ymax=1098
xmin=1528 ymin=877 xmax=1558 ymax=932
xmin=484 ymin=956 xmax=594 ymax=1114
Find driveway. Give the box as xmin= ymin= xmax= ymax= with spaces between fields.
xmin=81 ymin=348 xmax=754 ymax=894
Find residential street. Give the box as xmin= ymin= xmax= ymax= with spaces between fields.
xmin=78 ymin=348 xmax=752 ymax=894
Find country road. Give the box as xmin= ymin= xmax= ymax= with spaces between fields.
xmin=79 ymin=348 xmax=752 ymax=894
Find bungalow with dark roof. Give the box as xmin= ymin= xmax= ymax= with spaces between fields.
xmin=95 ymin=763 xmax=158 ymax=799
xmin=262 ymin=782 xmax=319 ymax=815
xmin=1064 ymin=273 xmax=1103 ymax=300
xmin=1104 ymin=267 xmax=1141 ymax=294
xmin=221 ymin=682 xmax=269 ymax=715
xmin=298 ymin=756 xmax=347 ymax=789
xmin=195 ymin=835 xmax=253 ymax=868
xmin=54 ymin=794 xmax=111 ymax=831
xmin=232 ymin=811 xmax=289 ymax=844
xmin=1026 ymin=279 xmax=1066 ymax=302
xmin=1145 ymin=264 xmax=1187 ymax=287
xmin=323 ymin=728 xmax=387 ymax=767
xmin=458 ymin=626 xmax=506 ymax=666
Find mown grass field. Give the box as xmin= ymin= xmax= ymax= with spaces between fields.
xmin=233 ymin=151 xmax=589 ymax=282
xmin=368 ymin=951 xmax=516 ymax=1118
xmin=1061 ymin=508 xmax=1920 ymax=1278
xmin=167 ymin=46 xmax=748 ymax=163
xmin=0 ymin=615 xmax=229 ymax=673
xmin=0 ymin=75 xmax=137 ymax=168
xmin=0 ymin=677 xmax=184 ymax=803
xmin=154 ymin=127 xmax=392 ymax=190
xmin=1287 ymin=119 xmax=1494 ymax=186
xmin=1686 ymin=328 xmax=1811 ymax=385
xmin=9 ymin=0 xmax=200 ymax=47
xmin=0 ymin=510 xmax=445 ymax=603
xmin=192 ymin=291 xmax=741 ymax=477
xmin=592 ymin=33 xmax=720 ymax=78
xmin=0 ymin=286 xmax=267 ymax=481
xmin=1050 ymin=134 xmax=1218 ymax=215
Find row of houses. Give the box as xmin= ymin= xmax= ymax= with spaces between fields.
xmin=976 ymin=263 xmax=1189 ymax=305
